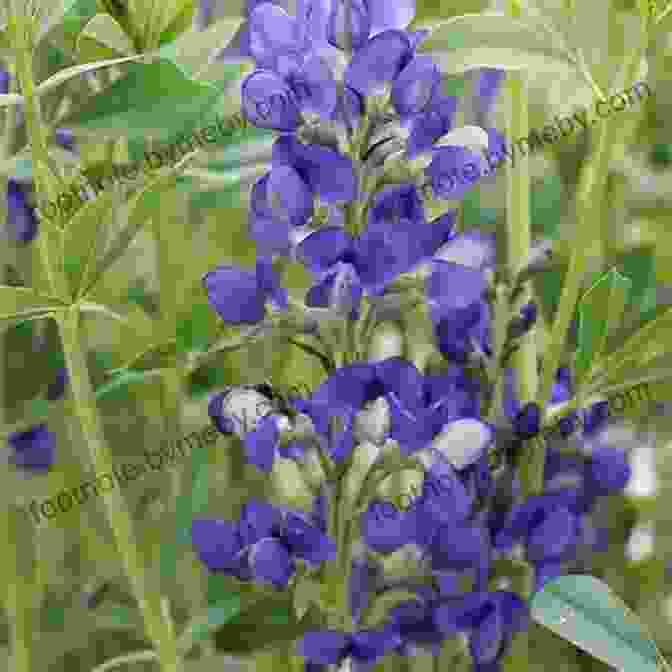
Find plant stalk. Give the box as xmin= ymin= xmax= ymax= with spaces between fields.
xmin=56 ymin=307 xmax=183 ymax=672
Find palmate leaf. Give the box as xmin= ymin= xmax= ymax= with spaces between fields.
xmin=531 ymin=575 xmax=666 ymax=672
xmin=574 ymin=268 xmax=632 ymax=388
xmin=416 ymin=13 xmax=578 ymax=76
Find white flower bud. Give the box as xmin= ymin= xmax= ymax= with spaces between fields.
xmin=354 ymin=397 xmax=391 ymax=446
xmin=367 ymin=321 xmax=405 ymax=361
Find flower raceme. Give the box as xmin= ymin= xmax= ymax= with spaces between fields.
xmin=192 ymin=2 xmax=634 ymax=669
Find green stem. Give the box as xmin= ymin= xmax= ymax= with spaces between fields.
xmin=56 ymin=307 xmax=183 ymax=672
xmin=536 ymin=34 xmax=648 ymax=411
xmin=1 ymin=507 xmax=34 ymax=672
xmin=8 ymin=3 xmax=67 ymax=299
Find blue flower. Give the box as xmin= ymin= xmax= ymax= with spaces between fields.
xmin=191 ymin=499 xmax=336 ymax=588
xmin=202 ymin=258 xmax=288 ymax=325
xmin=7 ymin=179 xmax=38 ymax=243
xmin=297 ymin=625 xmax=401 ymax=669
xmin=7 ymin=423 xmax=55 ymax=473
xmin=436 ymin=591 xmax=528 ymax=666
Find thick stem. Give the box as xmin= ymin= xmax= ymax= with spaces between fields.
xmin=56 ymin=307 xmax=183 ymax=672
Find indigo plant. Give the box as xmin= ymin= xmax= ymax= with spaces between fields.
xmin=0 ymin=0 xmax=672 ymax=672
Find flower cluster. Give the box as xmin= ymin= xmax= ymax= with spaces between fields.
xmin=191 ymin=2 xmax=633 ymax=670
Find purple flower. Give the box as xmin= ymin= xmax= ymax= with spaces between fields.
xmin=344 ymin=30 xmax=413 ymax=95
xmin=392 ymin=55 xmax=440 ymax=117
xmin=494 ymin=493 xmax=580 ymax=565
xmin=297 ymin=625 xmax=401 ymax=668
xmin=191 ymin=499 xmax=335 ymax=588
xmin=208 ymin=385 xmax=291 ymax=472
xmin=7 ymin=423 xmax=55 ymax=473
xmin=202 ymin=259 xmax=288 ymax=325
xmin=327 ymin=0 xmax=371 ymax=50
xmin=7 ymin=179 xmax=38 ymax=244
xmin=436 ymin=591 xmax=528 ymax=665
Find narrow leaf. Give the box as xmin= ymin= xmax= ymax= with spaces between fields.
xmin=0 ymin=286 xmax=67 ymax=320
xmin=114 ymin=339 xmax=180 ymax=373
xmin=62 ymin=185 xmax=122 ymax=299
xmin=416 ymin=13 xmax=577 ymax=75
xmin=35 ymin=54 xmax=149 ymax=97
xmin=575 ymin=268 xmax=632 ymax=386
xmin=75 ymin=14 xmax=136 ymax=61
xmin=81 ymin=151 xmax=196 ymax=296
xmin=531 ymin=575 xmax=661 ymax=672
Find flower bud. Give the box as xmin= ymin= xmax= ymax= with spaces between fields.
xmin=327 ymin=0 xmax=371 ymax=51
xmin=367 ymin=321 xmax=406 ymax=361
xmin=208 ymin=386 xmax=275 ymax=437
xmin=354 ymin=397 xmax=391 ymax=446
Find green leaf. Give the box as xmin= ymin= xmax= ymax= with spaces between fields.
xmin=575 ymin=268 xmax=632 ymax=387
xmin=156 ymin=17 xmax=246 ymax=80
xmin=158 ymin=0 xmax=197 ymax=45
xmin=80 ymin=151 xmax=196 ymax=296
xmin=0 ymin=285 xmax=67 ymax=321
xmin=416 ymin=13 xmax=577 ymax=75
xmin=94 ymin=369 xmax=160 ymax=402
xmin=597 ymin=305 xmax=672 ymax=386
xmin=58 ymin=19 xmax=251 ymax=141
xmin=212 ymin=594 xmax=303 ymax=654
xmin=293 ymin=577 xmax=324 ymax=621
xmin=58 ymin=60 xmax=224 ymax=141
xmin=114 ymin=339 xmax=180 ymax=373
xmin=615 ymin=247 xmax=656 ymax=318
xmin=177 ymin=596 xmax=243 ymax=656
xmin=62 ymin=185 xmax=122 ymax=299
xmin=75 ymin=14 xmax=136 ymax=61
xmin=530 ymin=574 xmax=662 ymax=672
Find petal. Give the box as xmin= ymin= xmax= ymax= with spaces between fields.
xmin=368 ymin=0 xmax=415 ymax=34
xmin=434 ymin=231 xmax=496 ymax=270
xmin=241 ymin=69 xmax=301 ymax=131
xmin=190 ymin=518 xmax=243 ymax=571
xmin=297 ymin=630 xmax=350 ymax=665
xmin=470 ymin=605 xmax=503 ymax=664
xmin=588 ymin=446 xmax=631 ymax=493
xmin=203 ymin=265 xmax=265 ymax=324
xmin=267 ymin=165 xmax=314 ymax=226
xmin=249 ymin=537 xmax=295 ymax=587
xmin=305 ymin=270 xmax=339 ymax=308
xmin=392 ymin=55 xmax=440 ymax=116
xmin=330 ymin=407 xmax=357 ymax=463
xmin=374 ymin=357 xmax=424 ymax=411
xmin=7 ymin=180 xmax=38 ymax=244
xmin=327 ymin=0 xmax=371 ymax=50
xmin=7 ymin=423 xmax=55 ymax=472
xmin=249 ymin=3 xmax=302 ymax=68
xmin=367 ymin=183 xmax=425 ymax=230
xmin=419 ymin=469 xmax=473 ymax=523
xmin=243 ymin=414 xmax=280 ymax=471
xmin=248 ymin=212 xmax=292 ymax=257
xmin=387 ymin=394 xmax=434 ymax=454
xmin=283 ymin=511 xmax=337 ymax=563
xmin=344 ymin=30 xmax=412 ymax=95
xmin=527 ymin=505 xmax=576 ymax=561
xmin=297 ymin=226 xmax=354 ymax=273
xmin=360 ymin=500 xmax=414 ymax=553
xmin=256 ymin=258 xmax=289 ymax=309
xmin=474 ymin=68 xmax=505 ymax=121
xmin=287 ymin=54 xmax=338 ymax=119
xmin=406 ymin=95 xmax=457 ymax=157
xmin=429 ymin=418 xmax=494 ymax=470
xmin=422 ymin=211 xmax=458 ymax=257
xmin=426 ymin=261 xmax=486 ymax=314
xmin=426 ymin=146 xmax=484 ymax=200
xmin=429 ymin=521 xmax=487 ymax=571
xmin=350 ymin=627 xmax=401 ymax=662
xmin=281 ymin=138 xmax=357 ymax=202
xmin=238 ymin=498 xmax=282 ymax=545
